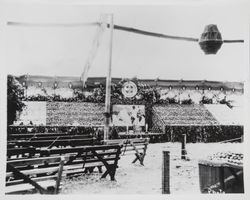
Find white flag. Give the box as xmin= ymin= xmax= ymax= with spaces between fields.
xmin=80 ymin=14 xmax=108 ymax=87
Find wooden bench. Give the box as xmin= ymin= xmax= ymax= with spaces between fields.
xmin=39 ymin=144 xmax=123 ymax=181
xmin=8 ymin=133 xmax=94 ymax=140
xmin=6 ymin=156 xmax=66 ymax=194
xmin=8 ymin=138 xmax=98 ymax=149
xmin=7 ymin=147 xmax=38 ymax=160
xmin=6 ymin=145 xmax=122 ymax=194
xmin=104 ymin=138 xmax=149 ymax=166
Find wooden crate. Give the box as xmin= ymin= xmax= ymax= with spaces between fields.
xmin=198 ymin=160 xmax=244 ymax=193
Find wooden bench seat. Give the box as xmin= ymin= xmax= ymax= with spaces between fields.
xmin=39 ymin=144 xmax=123 ymax=181
xmin=8 ymin=133 xmax=94 ymax=140
xmin=104 ymin=138 xmax=149 ymax=165
xmin=6 ymin=156 xmax=65 ymax=194
xmin=7 ymin=138 xmax=97 ymax=149
xmin=6 ymin=144 xmax=122 ymax=194
xmin=7 ymin=147 xmax=38 ymax=159
xmin=10 ymin=135 xmax=94 ymax=142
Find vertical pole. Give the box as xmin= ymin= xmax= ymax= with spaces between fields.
xmin=181 ymin=134 xmax=187 ymax=160
xmin=104 ymin=14 xmax=114 ymax=141
xmin=162 ymin=125 xmax=166 ymax=141
xmin=219 ymin=167 xmax=225 ymax=191
xmin=162 ymin=151 xmax=170 ymax=194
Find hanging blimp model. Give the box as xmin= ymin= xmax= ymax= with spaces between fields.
xmin=8 ymin=19 xmax=244 ymax=55
xmin=199 ymin=24 xmax=223 ymax=54
xmin=107 ymin=23 xmax=244 ymax=55
xmin=197 ymin=24 xmax=243 ymax=54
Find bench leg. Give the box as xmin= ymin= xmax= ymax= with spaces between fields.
xmin=219 ymin=167 xmax=225 ymax=191
xmin=54 ymin=157 xmax=65 ymax=194
xmin=130 ymin=142 xmax=148 ymax=166
xmin=92 ymin=150 xmax=118 ymax=181
xmin=132 ymin=153 xmax=145 ymax=166
xmin=101 ymin=165 xmax=116 ymax=181
xmin=97 ymin=166 xmax=103 ymax=173
xmin=7 ymin=163 xmax=47 ymax=194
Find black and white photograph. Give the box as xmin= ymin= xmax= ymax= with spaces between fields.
xmin=0 ymin=0 xmax=249 ymax=198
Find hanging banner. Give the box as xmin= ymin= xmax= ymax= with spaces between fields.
xmin=112 ymin=105 xmax=145 ymax=126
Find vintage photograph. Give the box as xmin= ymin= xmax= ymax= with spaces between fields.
xmin=2 ymin=0 xmax=249 ymax=196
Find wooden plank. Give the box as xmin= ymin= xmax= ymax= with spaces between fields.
xmin=8 ymin=133 xmax=92 ymax=138
xmin=7 ymin=163 xmax=47 ymax=194
xmin=65 ymin=156 xmax=117 ymax=165
xmin=7 ymin=147 xmax=37 ymax=158
xmin=54 ymin=157 xmax=65 ymax=194
xmin=41 ymin=148 xmax=118 ymax=157
xmin=6 ymin=175 xmax=58 ymax=186
xmin=6 ymin=156 xmax=66 ymax=194
xmin=122 ymin=146 xmax=145 ymax=151
xmin=5 ymin=180 xmax=57 ymax=194
xmin=8 ymin=138 xmax=95 ymax=144
xmin=7 ymin=156 xmax=63 ymax=167
xmin=6 ymin=166 xmax=61 ymax=178
xmin=8 ymin=138 xmax=96 ymax=148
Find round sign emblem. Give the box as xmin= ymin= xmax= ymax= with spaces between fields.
xmin=122 ymin=81 xmax=138 ymax=98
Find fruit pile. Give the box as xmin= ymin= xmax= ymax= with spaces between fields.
xmin=207 ymin=151 xmax=243 ymax=167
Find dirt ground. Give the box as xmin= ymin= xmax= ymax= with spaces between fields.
xmin=60 ymin=142 xmax=243 ymax=194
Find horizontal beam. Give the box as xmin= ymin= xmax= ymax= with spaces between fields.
xmin=223 ymin=40 xmax=244 ymax=43
xmin=7 ymin=21 xmax=98 ymax=27
xmin=7 ymin=21 xmax=199 ymax=42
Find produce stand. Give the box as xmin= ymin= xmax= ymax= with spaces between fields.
xmin=198 ymin=152 xmax=244 ymax=193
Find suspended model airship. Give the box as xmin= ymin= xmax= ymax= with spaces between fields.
xmin=198 ymin=24 xmax=244 ymax=54
xmin=109 ymin=23 xmax=244 ymax=54
xmin=8 ymin=20 xmax=244 ymax=55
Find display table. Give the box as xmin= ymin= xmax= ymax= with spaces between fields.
xmin=198 ymin=152 xmax=243 ymax=193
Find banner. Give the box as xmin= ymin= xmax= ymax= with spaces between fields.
xmin=112 ymin=105 xmax=145 ymax=126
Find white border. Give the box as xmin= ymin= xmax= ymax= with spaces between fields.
xmin=0 ymin=0 xmax=249 ymax=200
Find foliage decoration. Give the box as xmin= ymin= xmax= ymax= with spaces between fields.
xmin=7 ymin=75 xmax=26 ymax=125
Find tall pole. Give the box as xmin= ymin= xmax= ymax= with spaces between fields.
xmin=162 ymin=151 xmax=170 ymax=194
xmin=104 ymin=14 xmax=114 ymax=141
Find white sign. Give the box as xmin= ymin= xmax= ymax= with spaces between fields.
xmin=122 ymin=81 xmax=138 ymax=98
xmin=112 ymin=105 xmax=145 ymax=126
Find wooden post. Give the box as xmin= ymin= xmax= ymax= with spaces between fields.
xmin=219 ymin=167 xmax=225 ymax=191
xmin=104 ymin=14 xmax=114 ymax=141
xmin=162 ymin=125 xmax=166 ymax=141
xmin=162 ymin=151 xmax=170 ymax=194
xmin=181 ymin=134 xmax=187 ymax=160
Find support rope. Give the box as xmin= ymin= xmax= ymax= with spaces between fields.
xmin=7 ymin=21 xmax=244 ymax=43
